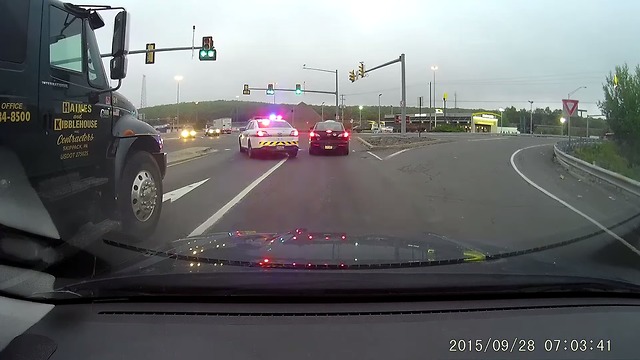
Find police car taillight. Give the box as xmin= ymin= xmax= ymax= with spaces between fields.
xmin=257 ymin=130 xmax=268 ymax=137
xmin=290 ymin=129 xmax=298 ymax=136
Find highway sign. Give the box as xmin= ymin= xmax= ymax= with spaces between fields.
xmin=562 ymin=99 xmax=579 ymax=116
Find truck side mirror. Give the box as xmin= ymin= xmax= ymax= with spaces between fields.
xmin=110 ymin=56 xmax=128 ymax=80
xmin=111 ymin=11 xmax=130 ymax=57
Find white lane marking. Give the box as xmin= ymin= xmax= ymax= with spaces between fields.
xmin=468 ymin=137 xmax=508 ymax=142
xmin=188 ymin=158 xmax=288 ymax=236
xmin=367 ymin=151 xmax=383 ymax=161
xmin=163 ymin=179 xmax=209 ymax=203
xmin=225 ymin=148 xmax=231 ymax=151
xmin=384 ymin=148 xmax=410 ymax=160
xmin=510 ymin=144 xmax=640 ymax=257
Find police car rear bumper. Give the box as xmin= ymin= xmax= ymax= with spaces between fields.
xmin=255 ymin=140 xmax=299 ymax=152
xmin=257 ymin=145 xmax=298 ymax=153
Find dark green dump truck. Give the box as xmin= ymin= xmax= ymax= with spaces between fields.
xmin=0 ymin=0 xmax=166 ymax=242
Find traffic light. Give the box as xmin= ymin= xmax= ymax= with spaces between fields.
xmin=145 ymin=43 xmax=155 ymax=64
xmin=295 ymin=83 xmax=302 ymax=95
xmin=348 ymin=70 xmax=356 ymax=83
xmin=358 ymin=62 xmax=365 ymax=78
xmin=242 ymin=84 xmax=250 ymax=95
xmin=199 ymin=36 xmax=217 ymax=61
xmin=266 ymin=83 xmax=275 ymax=95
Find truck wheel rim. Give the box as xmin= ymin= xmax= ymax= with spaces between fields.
xmin=131 ymin=170 xmax=158 ymax=222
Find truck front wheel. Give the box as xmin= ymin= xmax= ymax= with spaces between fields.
xmin=118 ymin=151 xmax=163 ymax=242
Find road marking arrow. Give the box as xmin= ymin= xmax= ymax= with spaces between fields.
xmin=162 ymin=179 xmax=209 ymax=203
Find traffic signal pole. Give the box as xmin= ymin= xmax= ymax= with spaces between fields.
xmin=351 ymin=54 xmax=407 ymax=134
xmin=302 ymin=66 xmax=340 ymax=122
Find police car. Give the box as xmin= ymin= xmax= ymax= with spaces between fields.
xmin=239 ymin=115 xmax=299 ymax=158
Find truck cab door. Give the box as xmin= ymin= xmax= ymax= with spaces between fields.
xmin=38 ymin=4 xmax=111 ymax=177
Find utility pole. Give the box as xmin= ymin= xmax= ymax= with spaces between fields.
xmin=528 ymin=100 xmax=534 ymax=134
xmin=454 ymin=92 xmax=457 ymax=109
xmin=378 ymin=94 xmax=382 ymax=131
xmin=400 ymin=54 xmax=407 ymax=134
xmin=340 ymin=94 xmax=346 ymax=124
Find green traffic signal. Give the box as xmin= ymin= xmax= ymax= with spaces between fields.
xmin=295 ymin=83 xmax=302 ymax=95
xmin=199 ymin=48 xmax=217 ymax=61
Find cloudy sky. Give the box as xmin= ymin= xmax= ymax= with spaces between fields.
xmin=89 ymin=0 xmax=640 ymax=114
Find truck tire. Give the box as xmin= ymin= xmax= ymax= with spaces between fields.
xmin=118 ymin=151 xmax=163 ymax=242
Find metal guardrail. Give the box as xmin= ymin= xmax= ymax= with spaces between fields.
xmin=554 ymin=139 xmax=640 ymax=197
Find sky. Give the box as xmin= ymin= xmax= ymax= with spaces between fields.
xmin=87 ymin=0 xmax=640 ymax=115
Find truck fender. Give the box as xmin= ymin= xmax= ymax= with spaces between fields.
xmin=112 ymin=113 xmax=158 ymax=138
xmin=0 ymin=147 xmax=60 ymax=239
xmin=112 ymin=114 xmax=164 ymax=185
xmin=114 ymin=136 xmax=163 ymax=186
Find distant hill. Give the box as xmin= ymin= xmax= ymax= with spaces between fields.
xmin=139 ymin=99 xmax=512 ymax=128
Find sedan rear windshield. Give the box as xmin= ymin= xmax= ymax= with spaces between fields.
xmin=257 ymin=120 xmax=292 ymax=128
xmin=315 ymin=122 xmax=344 ymax=131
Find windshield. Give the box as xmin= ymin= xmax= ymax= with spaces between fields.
xmin=315 ymin=122 xmax=344 ymax=131
xmin=2 ymin=0 xmax=640 ymax=302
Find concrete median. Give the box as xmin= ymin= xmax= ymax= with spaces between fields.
xmin=356 ymin=135 xmax=451 ymax=151
xmin=167 ymin=147 xmax=217 ymax=166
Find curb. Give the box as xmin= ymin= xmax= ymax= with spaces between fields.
xmin=357 ymin=136 xmax=451 ymax=151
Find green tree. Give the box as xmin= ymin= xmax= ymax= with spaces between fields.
xmin=599 ymin=64 xmax=640 ymax=165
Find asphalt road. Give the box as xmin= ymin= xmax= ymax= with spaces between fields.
xmin=65 ymin=132 xmax=640 ymax=282
xmin=161 ymin=132 xmax=231 ymax=153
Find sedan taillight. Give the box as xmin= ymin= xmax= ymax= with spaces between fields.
xmin=338 ymin=132 xmax=350 ymax=138
xmin=309 ymin=131 xmax=317 ymax=138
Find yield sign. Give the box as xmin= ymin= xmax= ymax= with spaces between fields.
xmin=562 ymin=99 xmax=579 ymax=117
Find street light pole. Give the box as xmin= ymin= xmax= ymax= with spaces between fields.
xmin=174 ymin=75 xmax=183 ymax=127
xmin=499 ymin=107 xmax=504 ymax=134
xmin=378 ymin=94 xmax=382 ymax=131
xmin=359 ymin=105 xmax=363 ymax=128
xmin=560 ymin=117 xmax=566 ymax=136
xmin=195 ymin=101 xmax=199 ymax=124
xmin=321 ymin=102 xmax=325 ymax=120
xmin=431 ymin=65 xmax=438 ymax=109
xmin=528 ymin=100 xmax=534 ymax=134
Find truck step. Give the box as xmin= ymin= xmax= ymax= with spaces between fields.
xmin=38 ymin=176 xmax=109 ymax=202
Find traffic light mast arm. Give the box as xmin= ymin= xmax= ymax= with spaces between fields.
xmin=362 ymin=56 xmax=402 ymax=74
xmin=100 ymin=46 xmax=202 ymax=58
xmin=248 ymin=87 xmax=335 ymax=95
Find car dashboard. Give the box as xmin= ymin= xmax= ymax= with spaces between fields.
xmin=1 ymin=296 xmax=637 ymax=360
